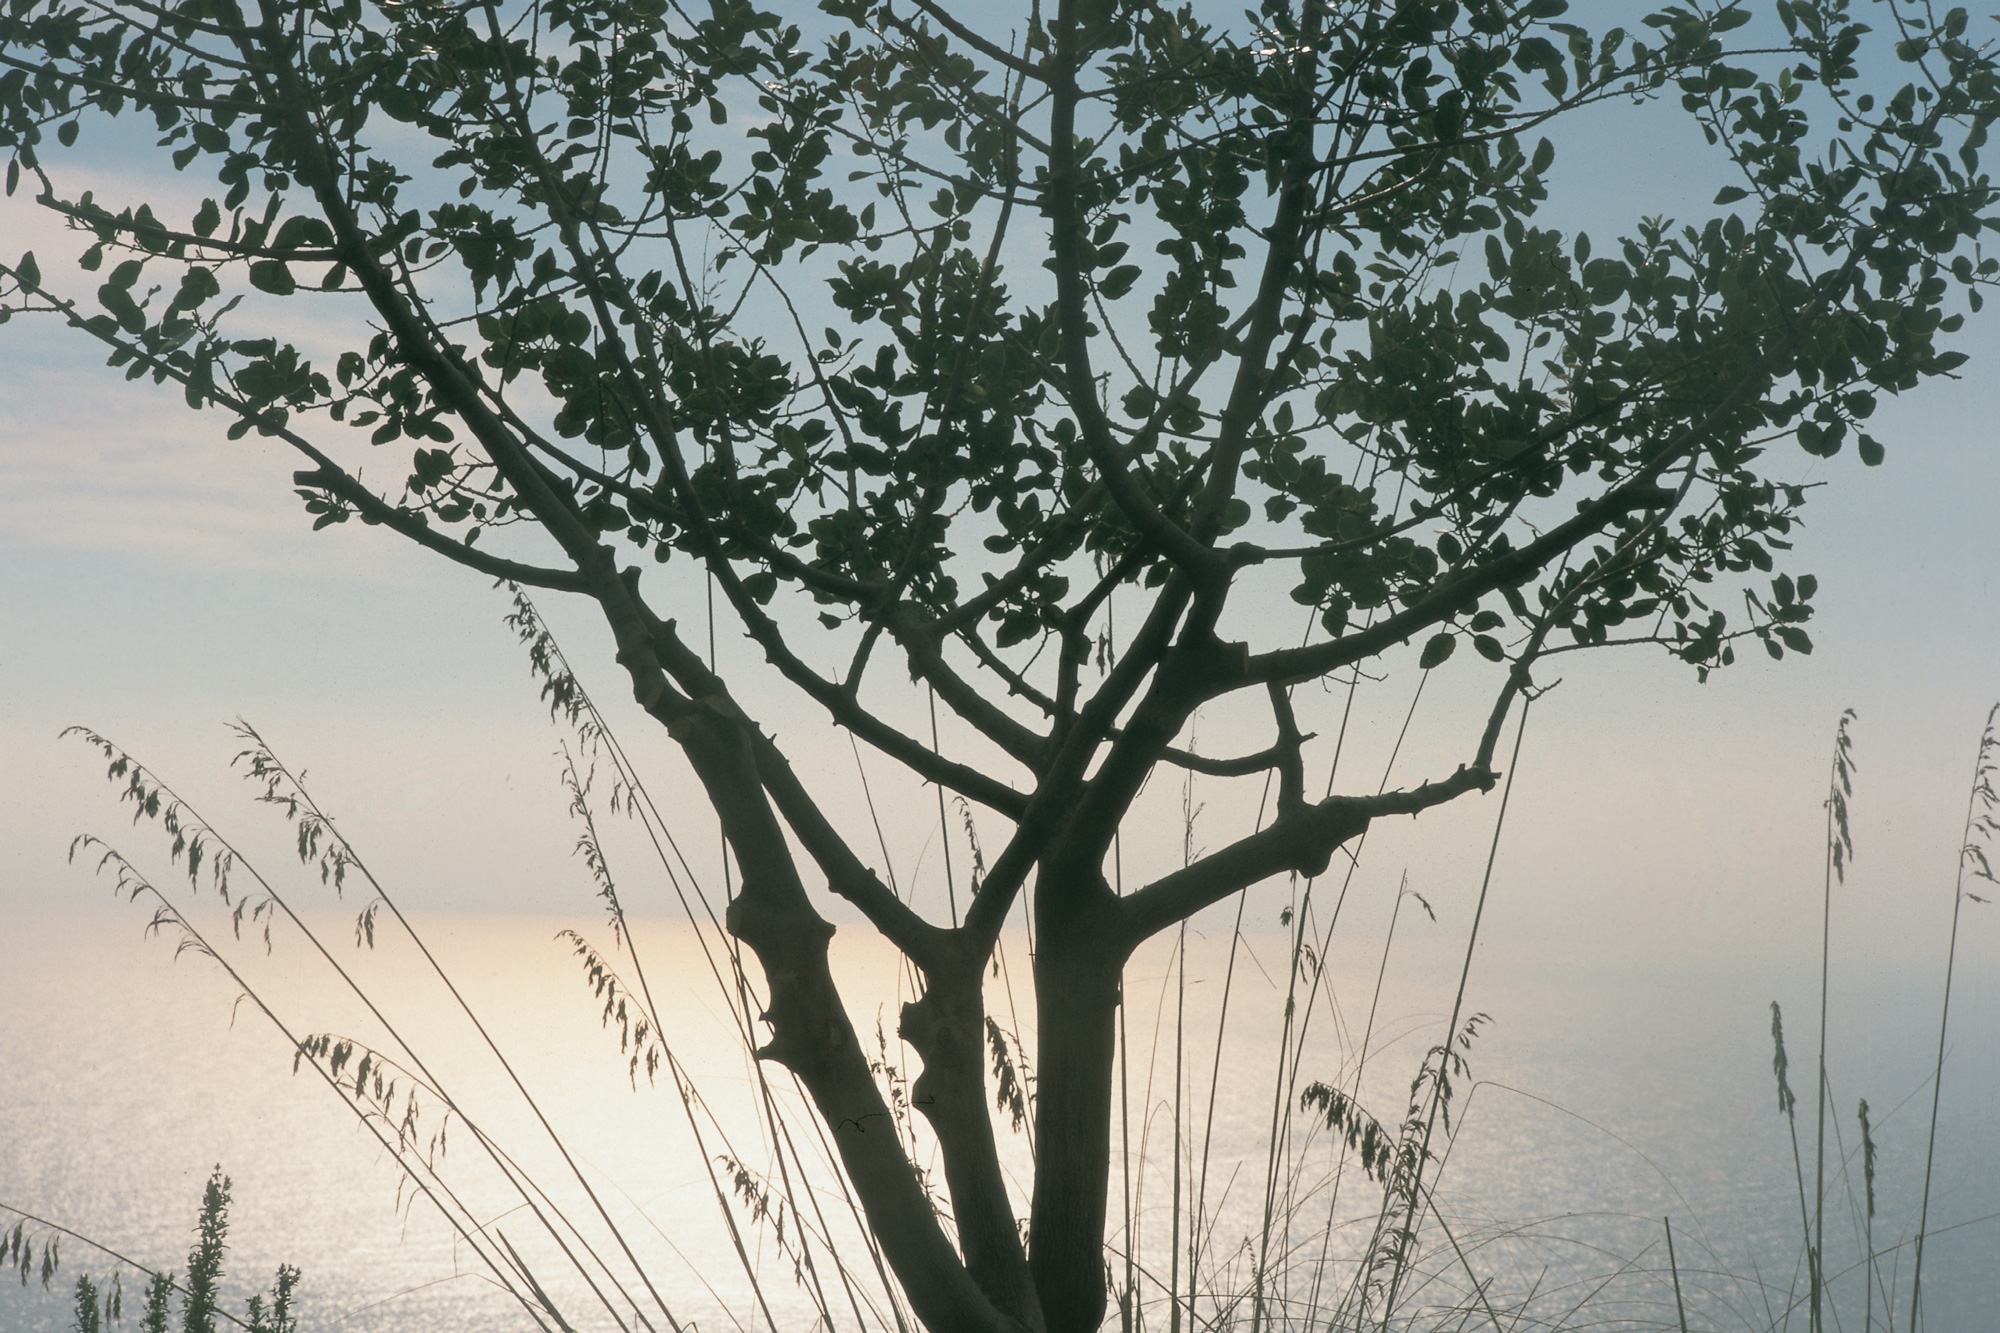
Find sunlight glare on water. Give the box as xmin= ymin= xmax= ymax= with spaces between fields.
xmin=2 ymin=907 xmax=1993 ymax=1331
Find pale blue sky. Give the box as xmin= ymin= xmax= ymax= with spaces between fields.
xmin=4 ymin=18 xmax=1997 ymax=1333
xmin=2 ymin=6 xmax=1996 ymax=995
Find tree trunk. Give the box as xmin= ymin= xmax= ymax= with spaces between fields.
xmin=904 ymin=967 xmax=1044 ymax=1329
xmin=1028 ymin=869 xmax=1124 ymax=1333
xmin=671 ymin=710 xmax=1019 ymax=1333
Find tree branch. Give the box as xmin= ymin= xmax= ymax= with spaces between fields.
xmin=457 ymin=14 xmax=1055 ymax=810
xmin=933 ymin=477 xmax=1107 ymax=635
xmin=34 ymin=195 xmax=343 ymax=263
xmin=1116 ymin=763 xmax=1497 ymax=947
xmin=1158 ymin=681 xmax=1313 ymax=790
xmin=899 ymin=0 xmax=1045 ymax=81
xmin=0 ymin=50 xmax=265 ymax=115
xmin=290 ymin=467 xmax=588 ymax=592
xmin=1182 ymin=7 xmax=1322 ymax=552
xmin=957 ymin=624 xmax=1063 ymax=718
xmin=1243 ymin=481 xmax=1682 ymax=688
xmin=631 ymin=608 xmax=952 ymax=967
xmin=1043 ymin=33 xmax=1223 ymax=583
xmin=958 ymin=568 xmax=1195 ymax=952
xmin=886 ymin=608 xmax=1050 ymax=770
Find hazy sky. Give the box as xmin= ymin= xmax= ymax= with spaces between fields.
xmin=2 ymin=7 xmax=1996 ymax=1000
xmin=5 ymin=21 xmax=1998 ymax=1333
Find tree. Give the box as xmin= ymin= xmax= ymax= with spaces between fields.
xmin=3 ymin=0 xmax=1997 ymax=1328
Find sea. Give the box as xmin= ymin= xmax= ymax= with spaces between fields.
xmin=3 ymin=908 xmax=1994 ymax=1332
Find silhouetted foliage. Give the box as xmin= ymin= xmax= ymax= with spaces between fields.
xmin=7 ymin=2 xmax=2000 ymax=1328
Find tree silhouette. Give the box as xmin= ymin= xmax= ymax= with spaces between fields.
xmin=5 ymin=1 xmax=1999 ymax=1328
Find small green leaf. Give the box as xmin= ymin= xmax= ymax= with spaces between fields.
xmin=171 ymin=266 xmax=220 ymax=311
xmin=1714 ymin=185 xmax=1749 ymax=204
xmin=376 ymin=84 xmax=419 ymax=122
xmin=249 ymin=260 xmax=295 ymax=295
xmin=193 ymin=199 xmax=221 ymax=237
xmin=1857 ymin=434 xmax=1884 ymax=466
xmin=1473 ymin=634 xmax=1505 ymax=662
xmin=1418 ymin=633 xmax=1456 ymax=670
xmin=98 ymin=284 xmax=145 ymax=334
xmin=1098 ymin=265 xmax=1142 ymax=299
xmin=273 ymin=215 xmax=334 ymax=251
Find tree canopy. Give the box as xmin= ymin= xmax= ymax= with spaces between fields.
xmin=5 ymin=0 xmax=1999 ymax=1329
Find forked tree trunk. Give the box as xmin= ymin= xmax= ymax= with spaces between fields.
xmin=669 ymin=711 xmax=1020 ymax=1333
xmin=904 ymin=966 xmax=1045 ymax=1328
xmin=1027 ymin=870 xmax=1125 ymax=1333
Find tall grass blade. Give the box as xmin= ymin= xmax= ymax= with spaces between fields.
xmin=1814 ymin=709 xmax=1857 ymax=1333
xmin=1859 ymin=1099 xmax=1878 ymax=1333
xmin=1770 ymin=999 xmax=1822 ymax=1324
xmin=1910 ymin=704 xmax=1999 ymax=1333
xmin=1377 ymin=692 xmax=1531 ymax=1331
xmin=1665 ymin=1216 xmax=1691 ymax=1333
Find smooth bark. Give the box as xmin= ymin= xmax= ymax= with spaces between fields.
xmin=1026 ymin=871 xmax=1124 ymax=1333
